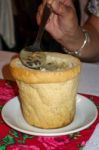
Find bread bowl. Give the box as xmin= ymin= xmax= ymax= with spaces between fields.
xmin=10 ymin=52 xmax=81 ymax=129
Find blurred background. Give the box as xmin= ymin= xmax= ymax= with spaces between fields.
xmin=0 ymin=0 xmax=82 ymax=53
xmin=0 ymin=0 xmax=42 ymax=52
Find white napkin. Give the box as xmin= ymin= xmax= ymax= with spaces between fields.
xmin=78 ymin=62 xmax=99 ymax=97
xmin=83 ymin=124 xmax=99 ymax=150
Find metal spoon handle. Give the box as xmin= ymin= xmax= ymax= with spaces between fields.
xmin=35 ymin=4 xmax=51 ymax=44
xmin=19 ymin=3 xmax=51 ymax=68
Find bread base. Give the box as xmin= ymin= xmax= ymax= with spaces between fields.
xmin=10 ymin=52 xmax=81 ymax=129
xmin=17 ymin=76 xmax=78 ymax=129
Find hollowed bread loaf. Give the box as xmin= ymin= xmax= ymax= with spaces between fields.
xmin=10 ymin=52 xmax=81 ymax=129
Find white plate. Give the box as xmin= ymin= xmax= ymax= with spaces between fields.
xmin=1 ymin=94 xmax=98 ymax=136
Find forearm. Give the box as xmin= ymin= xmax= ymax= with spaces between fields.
xmin=63 ymin=16 xmax=99 ymax=62
xmin=81 ymin=18 xmax=99 ymax=62
xmin=37 ymin=1 xmax=99 ymax=62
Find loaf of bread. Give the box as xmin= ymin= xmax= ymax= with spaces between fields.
xmin=10 ymin=52 xmax=81 ymax=129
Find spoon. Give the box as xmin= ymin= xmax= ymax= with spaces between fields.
xmin=19 ymin=4 xmax=51 ymax=69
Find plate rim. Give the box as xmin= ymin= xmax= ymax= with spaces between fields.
xmin=1 ymin=94 xmax=98 ymax=136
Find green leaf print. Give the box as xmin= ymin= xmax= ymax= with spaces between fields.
xmin=10 ymin=130 xmax=19 ymax=138
xmin=18 ymin=134 xmax=34 ymax=143
xmin=0 ymin=145 xmax=6 ymax=150
xmin=0 ymin=106 xmax=2 ymax=111
xmin=23 ymin=134 xmax=33 ymax=141
xmin=3 ymin=135 xmax=15 ymax=145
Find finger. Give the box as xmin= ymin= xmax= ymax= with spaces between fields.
xmin=36 ymin=5 xmax=44 ymax=25
xmin=47 ymin=0 xmax=75 ymax=12
xmin=50 ymin=1 xmax=72 ymax=16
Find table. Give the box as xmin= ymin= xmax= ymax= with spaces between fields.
xmin=0 ymin=51 xmax=17 ymax=80
xmin=0 ymin=51 xmax=99 ymax=150
xmin=0 ymin=51 xmax=99 ymax=96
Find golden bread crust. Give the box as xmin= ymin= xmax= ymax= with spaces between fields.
xmin=10 ymin=52 xmax=81 ymax=129
xmin=10 ymin=52 xmax=80 ymax=84
xmin=17 ymin=77 xmax=78 ymax=129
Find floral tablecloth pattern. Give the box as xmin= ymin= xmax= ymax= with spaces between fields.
xmin=0 ymin=79 xmax=99 ymax=150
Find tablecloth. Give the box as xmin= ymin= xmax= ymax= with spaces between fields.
xmin=0 ymin=79 xmax=99 ymax=150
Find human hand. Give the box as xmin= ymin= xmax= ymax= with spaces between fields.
xmin=36 ymin=0 xmax=84 ymax=51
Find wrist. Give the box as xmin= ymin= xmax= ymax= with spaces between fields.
xmin=63 ymin=27 xmax=84 ymax=50
xmin=63 ymin=29 xmax=90 ymax=57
